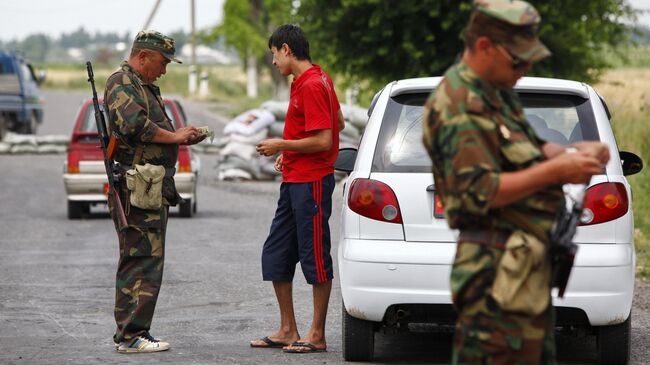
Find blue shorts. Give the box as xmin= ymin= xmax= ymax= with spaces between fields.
xmin=261 ymin=174 xmax=334 ymax=284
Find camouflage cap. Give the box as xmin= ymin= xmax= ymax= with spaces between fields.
xmin=133 ymin=30 xmax=182 ymax=64
xmin=473 ymin=0 xmax=550 ymax=62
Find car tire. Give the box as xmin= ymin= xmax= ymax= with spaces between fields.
xmin=193 ymin=187 xmax=198 ymax=214
xmin=0 ymin=115 xmax=7 ymax=140
xmin=67 ymin=201 xmax=83 ymax=219
xmin=596 ymin=313 xmax=631 ymax=365
xmin=179 ymin=198 xmax=192 ymax=218
xmin=18 ymin=112 xmax=38 ymax=135
xmin=342 ymin=301 xmax=375 ymax=362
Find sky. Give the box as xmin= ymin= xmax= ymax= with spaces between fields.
xmin=0 ymin=0 xmax=648 ymax=42
xmin=0 ymin=0 xmax=225 ymax=42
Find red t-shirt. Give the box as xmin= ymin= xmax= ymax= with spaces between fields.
xmin=282 ymin=64 xmax=340 ymax=183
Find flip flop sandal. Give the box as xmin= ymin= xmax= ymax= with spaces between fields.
xmin=250 ymin=336 xmax=289 ymax=348
xmin=283 ymin=341 xmax=327 ymax=353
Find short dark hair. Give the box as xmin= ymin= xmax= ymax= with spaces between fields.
xmin=268 ymin=24 xmax=311 ymax=61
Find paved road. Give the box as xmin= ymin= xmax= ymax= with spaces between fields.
xmin=1 ymin=91 xmax=649 ymax=364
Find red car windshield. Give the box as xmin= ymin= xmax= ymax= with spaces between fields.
xmin=79 ymin=102 xmax=182 ymax=134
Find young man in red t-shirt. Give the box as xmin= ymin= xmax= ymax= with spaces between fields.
xmin=252 ymin=24 xmax=344 ymax=354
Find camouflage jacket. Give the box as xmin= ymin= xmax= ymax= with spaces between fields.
xmin=104 ymin=61 xmax=180 ymax=206
xmin=422 ymin=62 xmax=564 ymax=242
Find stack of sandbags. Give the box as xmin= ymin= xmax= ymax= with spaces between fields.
xmin=213 ymin=101 xmax=369 ymax=182
xmin=215 ymin=109 xmax=278 ymax=181
xmin=339 ymin=104 xmax=368 ymax=149
xmin=0 ymin=133 xmax=69 ymax=154
xmin=1 ymin=133 xmax=68 ymax=154
xmin=261 ymin=100 xmax=288 ymax=138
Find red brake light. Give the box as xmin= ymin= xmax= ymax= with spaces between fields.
xmin=434 ymin=194 xmax=445 ymax=218
xmin=348 ymin=178 xmax=402 ymax=224
xmin=178 ymin=147 xmax=192 ymax=172
xmin=579 ymin=182 xmax=629 ymax=225
xmin=67 ymin=150 xmax=80 ymax=173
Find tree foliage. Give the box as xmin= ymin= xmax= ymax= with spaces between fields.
xmin=297 ymin=0 xmax=636 ymax=90
xmin=206 ymin=0 xmax=295 ymax=59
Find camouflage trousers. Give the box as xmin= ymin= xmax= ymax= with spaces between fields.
xmin=109 ymin=188 xmax=168 ymax=343
xmin=450 ymin=241 xmax=556 ymax=365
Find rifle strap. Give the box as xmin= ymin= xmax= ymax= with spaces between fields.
xmin=124 ymin=78 xmax=151 ymax=217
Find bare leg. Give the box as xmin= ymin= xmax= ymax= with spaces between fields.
xmin=285 ymin=280 xmax=331 ymax=351
xmin=250 ymin=281 xmax=300 ymax=347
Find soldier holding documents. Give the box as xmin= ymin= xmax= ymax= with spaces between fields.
xmin=104 ymin=30 xmax=206 ymax=353
xmin=422 ymin=1 xmax=609 ymax=363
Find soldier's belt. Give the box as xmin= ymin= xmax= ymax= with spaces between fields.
xmin=458 ymin=229 xmax=511 ymax=249
xmin=117 ymin=166 xmax=176 ymax=178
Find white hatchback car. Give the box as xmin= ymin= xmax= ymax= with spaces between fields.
xmin=336 ymin=77 xmax=644 ymax=363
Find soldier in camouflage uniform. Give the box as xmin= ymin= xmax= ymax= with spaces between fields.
xmin=422 ymin=1 xmax=609 ymax=364
xmin=104 ymin=30 xmax=203 ymax=353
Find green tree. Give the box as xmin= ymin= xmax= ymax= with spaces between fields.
xmin=59 ymin=27 xmax=92 ymax=48
xmin=21 ymin=34 xmax=51 ymax=63
xmin=297 ymin=0 xmax=636 ymax=93
xmin=206 ymin=0 xmax=295 ymax=99
xmin=169 ymin=30 xmax=189 ymax=52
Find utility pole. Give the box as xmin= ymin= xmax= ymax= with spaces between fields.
xmin=191 ymin=0 xmax=197 ymax=67
xmin=125 ymin=0 xmax=162 ymax=60
xmin=142 ymin=0 xmax=163 ymax=30
xmin=189 ymin=0 xmax=198 ymax=94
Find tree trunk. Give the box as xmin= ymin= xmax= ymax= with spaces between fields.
xmin=246 ymin=49 xmax=258 ymax=98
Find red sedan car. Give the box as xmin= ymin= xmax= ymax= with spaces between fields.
xmin=63 ymin=98 xmax=200 ymax=218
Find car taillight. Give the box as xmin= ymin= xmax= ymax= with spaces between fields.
xmin=178 ymin=147 xmax=192 ymax=173
xmin=434 ymin=193 xmax=444 ymax=218
xmin=579 ymin=182 xmax=629 ymax=225
xmin=67 ymin=151 xmax=80 ymax=173
xmin=348 ymin=178 xmax=402 ymax=224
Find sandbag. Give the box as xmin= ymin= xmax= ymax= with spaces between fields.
xmin=223 ymin=109 xmax=275 ymax=136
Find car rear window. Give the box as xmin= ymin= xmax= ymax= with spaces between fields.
xmin=80 ymin=102 xmax=181 ymax=133
xmin=80 ymin=105 xmax=102 ymax=133
xmin=372 ymin=92 xmax=599 ymax=173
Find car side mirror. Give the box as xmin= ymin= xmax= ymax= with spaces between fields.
xmin=37 ymin=70 xmax=47 ymax=85
xmin=620 ymin=151 xmax=643 ymax=176
xmin=335 ymin=148 xmax=358 ymax=174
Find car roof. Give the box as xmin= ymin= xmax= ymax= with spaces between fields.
xmin=389 ymin=76 xmax=590 ymax=99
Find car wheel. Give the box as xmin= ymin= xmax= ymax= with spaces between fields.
xmin=193 ymin=188 xmax=198 ymax=213
xmin=342 ymin=301 xmax=375 ymax=362
xmin=596 ymin=313 xmax=631 ymax=365
xmin=19 ymin=112 xmax=38 ymax=134
xmin=0 ymin=115 xmax=7 ymax=140
xmin=179 ymin=198 xmax=192 ymax=218
xmin=67 ymin=201 xmax=83 ymax=219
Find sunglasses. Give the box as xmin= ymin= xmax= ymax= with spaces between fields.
xmin=496 ymin=44 xmax=532 ymax=70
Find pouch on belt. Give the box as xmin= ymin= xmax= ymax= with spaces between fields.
xmin=125 ymin=163 xmax=165 ymax=210
xmin=491 ymin=230 xmax=551 ymax=316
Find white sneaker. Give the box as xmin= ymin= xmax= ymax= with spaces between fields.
xmin=116 ymin=333 xmax=170 ymax=353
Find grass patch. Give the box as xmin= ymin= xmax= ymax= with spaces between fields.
xmin=595 ymin=68 xmax=650 ymax=280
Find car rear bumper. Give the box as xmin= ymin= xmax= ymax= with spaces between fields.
xmin=64 ymin=172 xmax=197 ymax=202
xmin=338 ymin=238 xmax=634 ymax=326
xmin=63 ymin=173 xmax=107 ymax=202
xmin=174 ymin=172 xmax=196 ymax=197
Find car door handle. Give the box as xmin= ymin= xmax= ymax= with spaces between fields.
xmin=426 ymin=184 xmax=435 ymax=192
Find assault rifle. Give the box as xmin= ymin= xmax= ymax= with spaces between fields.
xmin=86 ymin=61 xmax=128 ymax=229
xmin=549 ymin=183 xmax=588 ymax=298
